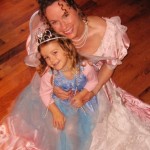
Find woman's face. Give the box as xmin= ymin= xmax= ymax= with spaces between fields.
xmin=40 ymin=41 xmax=70 ymax=71
xmin=45 ymin=1 xmax=83 ymax=39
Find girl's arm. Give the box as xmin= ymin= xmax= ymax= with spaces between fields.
xmin=40 ymin=71 xmax=55 ymax=106
xmin=40 ymin=71 xmax=66 ymax=130
xmin=48 ymin=103 xmax=66 ymax=130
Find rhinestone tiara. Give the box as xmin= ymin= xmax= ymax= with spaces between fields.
xmin=37 ymin=28 xmax=67 ymax=46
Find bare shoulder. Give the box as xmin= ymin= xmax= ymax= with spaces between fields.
xmin=87 ymin=16 xmax=106 ymax=31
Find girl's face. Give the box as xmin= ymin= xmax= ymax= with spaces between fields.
xmin=46 ymin=1 xmax=83 ymax=40
xmin=40 ymin=41 xmax=70 ymax=71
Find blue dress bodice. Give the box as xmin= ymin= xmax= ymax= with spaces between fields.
xmin=52 ymin=67 xmax=98 ymax=113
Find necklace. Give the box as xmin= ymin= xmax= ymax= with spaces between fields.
xmin=72 ymin=22 xmax=88 ymax=49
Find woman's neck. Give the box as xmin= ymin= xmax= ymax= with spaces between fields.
xmin=72 ymin=22 xmax=88 ymax=49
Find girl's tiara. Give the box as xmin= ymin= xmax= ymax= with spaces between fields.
xmin=37 ymin=28 xmax=67 ymax=46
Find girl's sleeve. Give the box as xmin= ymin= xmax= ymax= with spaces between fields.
xmin=82 ymin=61 xmax=98 ymax=91
xmin=40 ymin=71 xmax=55 ymax=107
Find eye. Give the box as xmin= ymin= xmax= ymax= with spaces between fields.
xmin=53 ymin=51 xmax=58 ymax=55
xmin=43 ymin=56 xmax=49 ymax=60
xmin=64 ymin=12 xmax=69 ymax=18
xmin=50 ymin=21 xmax=58 ymax=26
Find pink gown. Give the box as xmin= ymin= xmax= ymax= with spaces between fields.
xmin=24 ymin=14 xmax=150 ymax=149
xmin=80 ymin=16 xmax=150 ymax=150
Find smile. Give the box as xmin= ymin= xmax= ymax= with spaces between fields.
xmin=64 ymin=27 xmax=73 ymax=35
xmin=53 ymin=61 xmax=60 ymax=67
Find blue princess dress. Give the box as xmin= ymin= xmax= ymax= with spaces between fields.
xmin=0 ymin=66 xmax=99 ymax=150
xmin=51 ymin=68 xmax=98 ymax=150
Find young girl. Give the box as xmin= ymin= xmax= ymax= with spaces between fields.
xmin=37 ymin=29 xmax=99 ymax=149
xmin=0 ymin=29 xmax=98 ymax=150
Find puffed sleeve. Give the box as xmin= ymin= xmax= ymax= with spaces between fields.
xmin=82 ymin=61 xmax=98 ymax=91
xmin=40 ymin=70 xmax=55 ymax=107
xmin=101 ymin=16 xmax=130 ymax=69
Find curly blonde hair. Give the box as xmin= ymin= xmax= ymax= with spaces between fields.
xmin=37 ymin=31 xmax=83 ymax=75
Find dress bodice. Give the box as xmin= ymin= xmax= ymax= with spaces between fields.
xmin=81 ymin=16 xmax=130 ymax=69
xmin=53 ymin=68 xmax=87 ymax=93
xmin=52 ymin=67 xmax=98 ymax=112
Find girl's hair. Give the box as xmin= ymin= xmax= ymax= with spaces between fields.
xmin=37 ymin=0 xmax=87 ymax=27
xmin=37 ymin=29 xmax=82 ymax=74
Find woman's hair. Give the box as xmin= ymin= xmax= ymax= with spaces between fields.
xmin=37 ymin=0 xmax=86 ymax=26
xmin=37 ymin=29 xmax=82 ymax=74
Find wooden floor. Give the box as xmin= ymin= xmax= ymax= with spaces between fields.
xmin=0 ymin=0 xmax=150 ymax=120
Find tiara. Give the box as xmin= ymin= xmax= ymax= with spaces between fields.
xmin=36 ymin=28 xmax=66 ymax=45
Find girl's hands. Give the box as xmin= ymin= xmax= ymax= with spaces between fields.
xmin=53 ymin=86 xmax=72 ymax=100
xmin=48 ymin=103 xmax=66 ymax=130
xmin=52 ymin=111 xmax=66 ymax=130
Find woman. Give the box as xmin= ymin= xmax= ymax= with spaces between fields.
xmin=25 ymin=0 xmax=150 ymax=149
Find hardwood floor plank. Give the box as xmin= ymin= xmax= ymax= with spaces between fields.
xmin=0 ymin=22 xmax=29 ymax=56
xmin=0 ymin=41 xmax=26 ymax=64
xmin=0 ymin=51 xmax=35 ymax=120
xmin=139 ymin=87 xmax=150 ymax=103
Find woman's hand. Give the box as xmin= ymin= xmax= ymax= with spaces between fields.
xmin=71 ymin=89 xmax=94 ymax=108
xmin=71 ymin=92 xmax=84 ymax=108
xmin=53 ymin=86 xmax=72 ymax=100
xmin=82 ymin=91 xmax=95 ymax=103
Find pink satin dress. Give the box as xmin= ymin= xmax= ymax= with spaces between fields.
xmin=81 ymin=16 xmax=150 ymax=150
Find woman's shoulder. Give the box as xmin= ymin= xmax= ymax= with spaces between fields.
xmin=87 ymin=16 xmax=106 ymax=31
xmin=87 ymin=15 xmax=107 ymax=40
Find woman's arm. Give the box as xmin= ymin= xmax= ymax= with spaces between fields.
xmin=92 ymin=63 xmax=114 ymax=95
xmin=71 ymin=89 xmax=89 ymax=108
xmin=82 ymin=63 xmax=114 ymax=103
xmin=71 ymin=62 xmax=98 ymax=107
xmin=53 ymin=86 xmax=72 ymax=100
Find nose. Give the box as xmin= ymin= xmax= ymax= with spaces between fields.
xmin=61 ymin=21 xmax=67 ymax=30
xmin=50 ymin=56 xmax=56 ymax=64
xmin=46 ymin=55 xmax=55 ymax=65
